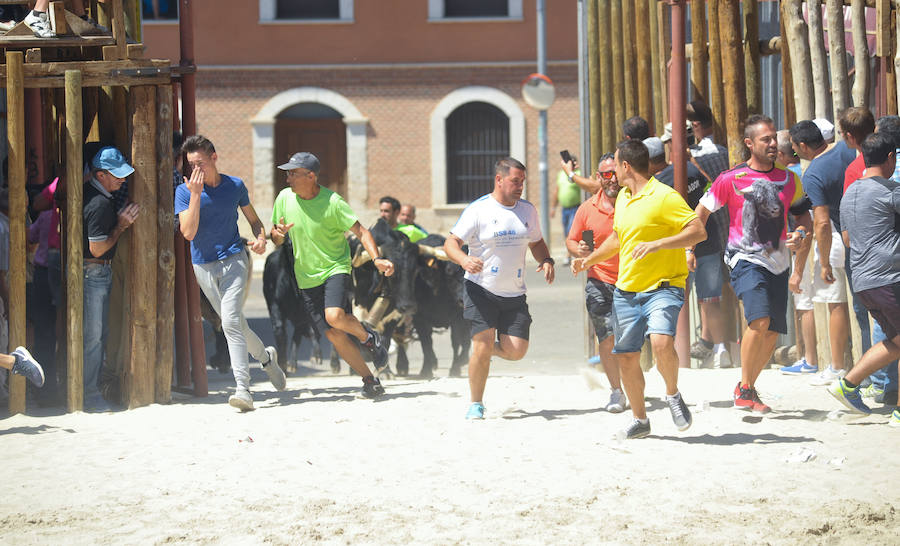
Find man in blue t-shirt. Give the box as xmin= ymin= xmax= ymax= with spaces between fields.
xmin=175 ymin=135 xmax=285 ymax=411
xmin=790 ymin=119 xmax=857 ymax=386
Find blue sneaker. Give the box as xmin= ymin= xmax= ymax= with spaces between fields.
xmin=828 ymin=379 xmax=872 ymax=415
xmin=465 ymin=402 xmax=485 ymax=420
xmin=11 ymin=346 xmax=44 ymax=388
xmin=780 ymin=358 xmax=817 ymax=375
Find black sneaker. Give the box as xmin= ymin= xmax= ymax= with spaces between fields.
xmin=361 ymin=376 xmax=385 ymax=399
xmin=362 ymin=324 xmax=389 ymax=369
xmin=621 ymin=418 xmax=651 ymax=439
xmin=11 ymin=346 xmax=44 ymax=388
xmin=667 ymin=392 xmax=692 ymax=431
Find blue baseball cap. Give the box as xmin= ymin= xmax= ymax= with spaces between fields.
xmin=92 ymin=146 xmax=134 ymax=179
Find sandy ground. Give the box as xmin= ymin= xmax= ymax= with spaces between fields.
xmin=2 ymin=270 xmax=898 ymax=544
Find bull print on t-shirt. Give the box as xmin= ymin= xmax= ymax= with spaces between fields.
xmin=734 ymin=179 xmax=785 ymax=255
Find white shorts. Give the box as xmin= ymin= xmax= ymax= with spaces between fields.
xmin=794 ymin=259 xmax=848 ymax=311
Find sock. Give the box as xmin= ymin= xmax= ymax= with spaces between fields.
xmin=843 ymin=378 xmax=858 ymax=389
xmin=32 ymin=10 xmax=45 ymax=16
xmin=713 ymin=343 xmax=727 ymax=354
xmin=637 ymin=418 xmax=649 ymax=425
xmin=666 ymin=391 xmax=681 ymax=401
xmin=699 ymin=338 xmax=713 ymax=349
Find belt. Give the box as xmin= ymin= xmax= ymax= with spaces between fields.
xmin=658 ymin=281 xmax=671 ymax=288
xmin=85 ymin=258 xmax=112 ymax=265
xmin=616 ymin=281 xmax=672 ymax=296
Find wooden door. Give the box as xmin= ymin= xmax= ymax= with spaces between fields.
xmin=274 ymin=118 xmax=347 ymax=198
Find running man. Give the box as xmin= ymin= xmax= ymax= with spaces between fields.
xmin=270 ymin=152 xmax=393 ymax=399
xmin=444 ymin=158 xmax=554 ymax=420
xmin=573 ymin=140 xmax=706 ymax=439
xmin=694 ymin=115 xmax=812 ymax=413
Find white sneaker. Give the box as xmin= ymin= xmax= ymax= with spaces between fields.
xmin=24 ymin=11 xmax=56 ymax=38
xmin=809 ymin=366 xmax=846 ymax=386
xmin=261 ymin=346 xmax=286 ymax=391
xmin=228 ymin=389 xmax=254 ymax=411
xmin=713 ymin=350 xmax=733 ymax=369
xmin=605 ymin=388 xmax=626 ymax=413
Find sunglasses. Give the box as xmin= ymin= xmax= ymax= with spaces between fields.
xmin=596 ymin=170 xmax=616 ymax=180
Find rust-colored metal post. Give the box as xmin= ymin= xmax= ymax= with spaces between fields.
xmin=179 ymin=0 xmax=197 ymax=137
xmin=670 ymin=0 xmax=689 ymax=369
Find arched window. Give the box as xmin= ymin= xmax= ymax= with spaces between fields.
xmin=445 ymin=102 xmax=509 ymax=204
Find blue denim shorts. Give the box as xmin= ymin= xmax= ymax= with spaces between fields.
xmin=688 ymin=252 xmax=724 ymax=301
xmin=612 ymin=286 xmax=684 ymax=354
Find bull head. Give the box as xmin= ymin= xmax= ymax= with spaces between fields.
xmin=417 ymin=244 xmax=450 ymax=261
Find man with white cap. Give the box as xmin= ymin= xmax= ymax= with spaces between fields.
xmin=270 ymin=152 xmax=394 ymax=399
xmin=176 ymin=135 xmax=286 ymax=412
xmin=82 ymin=146 xmax=140 ymax=410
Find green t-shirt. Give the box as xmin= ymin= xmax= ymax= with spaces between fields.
xmin=271 ymin=186 xmax=359 ymax=289
xmin=556 ymin=169 xmax=582 ymax=208
xmin=395 ymin=223 xmax=427 ymax=243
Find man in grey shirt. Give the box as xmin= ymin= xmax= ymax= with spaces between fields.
xmin=830 ymin=133 xmax=900 ymax=426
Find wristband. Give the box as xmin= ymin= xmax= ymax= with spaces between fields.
xmin=542 ymin=257 xmax=555 ymax=267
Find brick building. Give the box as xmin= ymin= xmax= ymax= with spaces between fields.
xmin=143 ymin=0 xmax=582 ymax=245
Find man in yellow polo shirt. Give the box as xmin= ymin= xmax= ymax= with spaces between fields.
xmin=573 ymin=140 xmax=707 ymax=439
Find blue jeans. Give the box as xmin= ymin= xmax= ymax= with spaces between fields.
xmin=561 ymin=206 xmax=578 ymax=240
xmin=612 ymin=286 xmax=684 ymax=354
xmin=83 ymin=263 xmax=112 ymax=402
xmin=868 ymin=320 xmax=899 ymax=392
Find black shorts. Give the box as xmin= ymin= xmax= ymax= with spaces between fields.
xmin=300 ymin=273 xmax=352 ymax=336
xmin=729 ymin=260 xmax=789 ymax=334
xmin=585 ymin=278 xmax=615 ymax=342
xmin=857 ymin=282 xmax=900 ymax=340
xmin=463 ymin=280 xmax=532 ymax=340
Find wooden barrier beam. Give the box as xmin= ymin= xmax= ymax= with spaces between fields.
xmin=690 ymin=0 xmax=709 ymax=104
xmin=649 ymin=0 xmax=664 ymax=137
xmin=635 ymin=0 xmax=653 ymax=127
xmin=155 ymin=84 xmax=175 ymax=404
xmin=622 ymin=1 xmax=637 ymax=117
xmin=65 ymin=69 xmax=84 ymax=413
xmin=708 ymin=0 xmax=725 ymax=144
xmin=6 ymin=51 xmax=26 ymax=414
xmin=851 ymin=0 xmax=871 ymax=108
xmin=587 ymin=0 xmax=601 ymax=170
xmin=611 ymin=0 xmax=625 ymax=141
xmin=127 ymin=85 xmax=158 ymax=408
xmin=744 ymin=0 xmax=761 ymax=115
xmin=809 ymin=0 xmax=832 ymax=119
xmin=827 ymin=0 xmax=851 ymax=126
xmin=718 ymin=0 xmax=747 ymax=166
xmin=785 ymin=0 xmax=814 ymax=121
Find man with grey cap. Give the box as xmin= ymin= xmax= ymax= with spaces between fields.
xmin=271 ymin=152 xmax=394 ymax=399
xmin=176 ymin=135 xmax=285 ymax=412
xmin=82 ymin=146 xmax=141 ymax=411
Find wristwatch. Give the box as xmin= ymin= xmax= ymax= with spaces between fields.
xmin=567 ymin=172 xmax=575 ymax=181
xmin=542 ymin=257 xmax=555 ymax=266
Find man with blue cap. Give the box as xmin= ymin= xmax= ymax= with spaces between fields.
xmin=82 ymin=146 xmax=141 ymax=411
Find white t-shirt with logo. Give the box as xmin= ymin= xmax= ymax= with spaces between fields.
xmin=450 ymin=194 xmax=543 ymax=297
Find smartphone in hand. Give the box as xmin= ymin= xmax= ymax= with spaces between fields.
xmin=582 ymin=229 xmax=594 ymax=251
xmin=560 ymin=150 xmax=573 ymax=164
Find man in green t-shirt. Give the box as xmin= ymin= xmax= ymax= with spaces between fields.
xmin=270 ymin=152 xmax=395 ymax=398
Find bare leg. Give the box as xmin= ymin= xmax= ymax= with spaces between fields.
xmin=618 ymin=352 xmax=646 ymax=419
xmin=797 ymin=309 xmax=818 ymax=366
xmin=468 ymin=328 xmax=495 ymax=402
xmin=0 ymin=353 xmax=15 ymax=370
xmin=493 ymin=334 xmax=528 ymax=361
xmin=699 ymin=299 xmax=725 ymax=344
xmin=651 ymin=334 xmax=679 ymax=396
xmin=845 ymin=335 xmax=900 ymax=385
xmin=599 ymin=336 xmax=621 ymax=389
xmin=33 ymin=0 xmax=50 ymax=11
xmin=675 ymin=301 xmax=691 ymax=368
xmin=741 ymin=317 xmax=778 ymax=387
xmin=324 ymin=307 xmax=369 ymax=343
xmin=323 ymin=308 xmax=374 ymax=377
xmin=828 ymin=302 xmax=850 ymax=371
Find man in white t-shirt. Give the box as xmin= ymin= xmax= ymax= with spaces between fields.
xmin=444 ymin=158 xmax=555 ymax=419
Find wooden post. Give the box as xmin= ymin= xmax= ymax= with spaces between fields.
xmin=808 ymin=0 xmax=832 ymax=119
xmin=690 ymin=0 xmax=709 ymax=104
xmin=173 ymin=232 xmax=192 ymax=388
xmin=649 ymin=0 xmax=664 ymax=137
xmin=743 ymin=0 xmax=761 ymax=115
xmin=156 ymin=85 xmax=175 ymax=404
xmin=785 ymin=0 xmax=815 ymax=122
xmin=112 ymin=0 xmax=127 ymax=59
xmin=888 ymin=4 xmax=897 ymax=115
xmin=587 ymin=0 xmax=601 ymax=170
xmin=657 ymin=1 xmax=671 ymax=134
xmin=611 ymin=0 xmax=626 ymax=140
xmin=127 ymin=86 xmax=158 ymax=408
xmin=125 ymin=0 xmax=140 ymax=42
xmin=6 ymin=52 xmax=26 ymax=414
xmin=708 ymin=0 xmax=726 ymax=143
xmin=850 ymin=0 xmax=870 ymax=108
xmin=635 ymin=0 xmax=653 ymax=127
xmin=718 ymin=0 xmax=747 ymax=166
xmin=780 ymin=0 xmax=797 ymax=127
xmin=65 ymin=69 xmax=84 ymax=413
xmin=622 ymin=0 xmax=637 ymax=117
xmin=893 ymin=1 xmax=900 ymax=115
xmin=599 ymin=0 xmax=615 ymax=152
xmin=827 ymin=0 xmax=850 ymax=126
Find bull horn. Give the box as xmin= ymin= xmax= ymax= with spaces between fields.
xmin=351 ymin=245 xmax=386 ymax=267
xmin=418 ymin=245 xmax=451 ymax=261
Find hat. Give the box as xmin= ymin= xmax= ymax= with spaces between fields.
xmin=812 ymin=118 xmax=835 ymax=141
xmin=92 ymin=146 xmax=134 ymax=178
xmin=659 ymin=120 xmax=692 ymax=143
xmin=643 ymin=136 xmax=665 ymax=160
xmin=277 ymin=152 xmax=320 ymax=174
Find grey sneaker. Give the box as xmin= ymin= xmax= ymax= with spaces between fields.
xmin=228 ymin=389 xmax=254 ymax=411
xmin=667 ymin=392 xmax=692 ymax=431
xmin=24 ymin=11 xmax=56 ymax=38
xmin=11 ymin=346 xmax=45 ymax=388
xmin=690 ymin=339 xmax=713 ymax=361
xmin=262 ymin=346 xmax=286 ymax=391
xmin=362 ymin=324 xmax=389 ymax=369
xmin=605 ymin=388 xmax=626 ymax=413
xmin=621 ymin=418 xmax=651 ymax=439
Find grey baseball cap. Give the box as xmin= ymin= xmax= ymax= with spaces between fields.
xmin=643 ymin=136 xmax=665 ymax=160
xmin=277 ymin=152 xmax=320 ymax=174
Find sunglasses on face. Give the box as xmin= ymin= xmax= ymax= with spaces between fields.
xmin=596 ymin=170 xmax=616 ymax=180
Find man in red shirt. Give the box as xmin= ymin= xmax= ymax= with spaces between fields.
xmin=568 ymin=153 xmax=625 ymax=412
